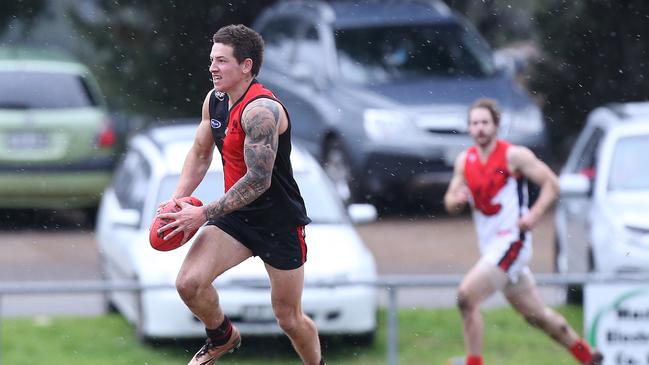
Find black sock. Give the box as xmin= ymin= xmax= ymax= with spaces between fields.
xmin=205 ymin=316 xmax=232 ymax=346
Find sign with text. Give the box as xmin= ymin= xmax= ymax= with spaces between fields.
xmin=585 ymin=283 xmax=649 ymax=365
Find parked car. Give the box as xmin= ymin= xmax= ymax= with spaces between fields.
xmin=95 ymin=123 xmax=379 ymax=343
xmin=0 ymin=47 xmax=116 ymax=217
xmin=555 ymin=102 xmax=649 ymax=283
xmin=252 ymin=0 xmax=547 ymax=205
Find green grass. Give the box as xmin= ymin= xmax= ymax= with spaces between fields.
xmin=2 ymin=306 xmax=585 ymax=365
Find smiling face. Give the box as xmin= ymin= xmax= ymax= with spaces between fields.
xmin=209 ymin=42 xmax=250 ymax=93
xmin=468 ymin=106 xmax=499 ymax=148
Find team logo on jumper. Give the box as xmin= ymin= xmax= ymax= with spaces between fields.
xmin=210 ymin=119 xmax=222 ymax=129
xmin=214 ymin=91 xmax=226 ymax=101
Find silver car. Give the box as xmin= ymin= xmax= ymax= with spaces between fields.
xmin=253 ymin=0 xmax=547 ymax=205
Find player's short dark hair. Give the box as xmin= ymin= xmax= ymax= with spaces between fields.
xmin=469 ymin=98 xmax=501 ymax=126
xmin=213 ymin=24 xmax=264 ymax=77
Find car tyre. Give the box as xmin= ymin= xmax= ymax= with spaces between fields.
xmin=135 ymin=289 xmax=156 ymax=344
xmin=99 ymin=256 xmax=119 ymax=314
xmin=344 ymin=330 xmax=376 ymax=347
xmin=555 ymin=234 xmax=586 ymax=305
xmin=323 ymin=138 xmax=354 ymax=205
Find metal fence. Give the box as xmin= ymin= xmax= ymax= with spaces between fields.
xmin=1 ymin=273 xmax=647 ymax=365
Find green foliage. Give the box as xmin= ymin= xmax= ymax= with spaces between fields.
xmin=2 ymin=306 xmax=585 ymax=364
xmin=530 ymin=0 xmax=649 ymax=156
xmin=0 ymin=0 xmax=45 ymax=36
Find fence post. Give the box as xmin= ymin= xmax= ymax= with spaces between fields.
xmin=1 ymin=294 xmax=3 ymax=365
xmin=387 ymin=285 xmax=398 ymax=365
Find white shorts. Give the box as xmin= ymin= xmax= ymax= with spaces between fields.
xmin=480 ymin=235 xmax=533 ymax=284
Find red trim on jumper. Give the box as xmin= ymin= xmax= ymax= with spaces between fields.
xmin=297 ymin=226 xmax=307 ymax=263
xmin=498 ymin=240 xmax=523 ymax=272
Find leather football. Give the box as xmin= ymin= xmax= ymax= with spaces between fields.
xmin=149 ymin=196 xmax=203 ymax=251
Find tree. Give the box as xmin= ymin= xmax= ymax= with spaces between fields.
xmin=69 ymin=0 xmax=276 ymax=118
xmin=0 ymin=0 xmax=45 ymax=37
xmin=530 ymin=0 xmax=649 ymax=155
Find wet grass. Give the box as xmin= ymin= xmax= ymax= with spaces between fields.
xmin=2 ymin=306 xmax=584 ymax=364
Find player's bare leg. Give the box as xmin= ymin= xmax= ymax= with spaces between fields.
xmin=266 ymin=263 xmax=323 ymax=365
xmin=176 ymin=226 xmax=252 ymax=327
xmin=456 ymin=261 xmax=506 ymax=357
xmin=176 ymin=226 xmax=252 ymax=365
xmin=505 ymin=273 xmax=602 ymax=364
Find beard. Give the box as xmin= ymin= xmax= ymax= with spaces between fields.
xmin=475 ymin=132 xmax=495 ymax=148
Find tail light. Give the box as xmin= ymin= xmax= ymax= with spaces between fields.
xmin=97 ymin=118 xmax=116 ymax=148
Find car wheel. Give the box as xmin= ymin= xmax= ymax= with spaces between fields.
xmin=84 ymin=207 xmax=98 ymax=227
xmin=323 ymin=138 xmax=354 ymax=204
xmin=99 ymin=256 xmax=119 ymax=314
xmin=554 ymin=233 xmax=586 ymax=305
xmin=565 ymin=247 xmax=596 ymax=305
xmin=344 ymin=330 xmax=376 ymax=346
xmin=553 ymin=234 xmax=560 ymax=273
xmin=134 ymin=282 xmax=154 ymax=344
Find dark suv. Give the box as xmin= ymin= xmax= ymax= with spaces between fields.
xmin=254 ymin=0 xmax=547 ymax=205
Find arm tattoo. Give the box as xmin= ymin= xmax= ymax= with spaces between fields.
xmin=204 ymin=99 xmax=280 ymax=220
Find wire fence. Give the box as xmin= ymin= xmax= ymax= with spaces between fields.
xmin=1 ymin=273 xmax=648 ymax=365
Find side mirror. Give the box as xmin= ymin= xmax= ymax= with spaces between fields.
xmin=112 ymin=208 xmax=141 ymax=228
xmin=559 ymin=174 xmax=591 ymax=197
xmin=347 ymin=204 xmax=378 ymax=224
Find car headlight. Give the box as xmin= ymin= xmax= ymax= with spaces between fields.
xmin=363 ymin=109 xmax=416 ymax=141
xmin=509 ymin=105 xmax=544 ymax=135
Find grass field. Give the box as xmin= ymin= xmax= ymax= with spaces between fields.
xmin=2 ymin=306 xmax=585 ymax=364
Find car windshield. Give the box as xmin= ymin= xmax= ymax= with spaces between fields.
xmin=156 ymin=171 xmax=347 ymax=224
xmin=0 ymin=71 xmax=98 ymax=109
xmin=608 ymin=135 xmax=649 ymax=191
xmin=335 ymin=23 xmax=496 ymax=84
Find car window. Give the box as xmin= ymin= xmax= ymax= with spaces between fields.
xmin=156 ymin=171 xmax=346 ymax=224
xmin=0 ymin=71 xmax=98 ymax=109
xmin=574 ymin=127 xmax=604 ymax=179
xmin=294 ymin=23 xmax=324 ymax=72
xmin=260 ymin=16 xmax=301 ymax=65
xmin=607 ymin=135 xmax=649 ymax=191
xmin=113 ymin=151 xmax=151 ymax=214
xmin=334 ymin=23 xmax=496 ymax=84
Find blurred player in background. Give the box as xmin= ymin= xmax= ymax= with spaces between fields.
xmin=443 ymin=98 xmax=602 ymax=365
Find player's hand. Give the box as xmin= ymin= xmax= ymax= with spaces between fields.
xmin=157 ymin=198 xmax=206 ymax=241
xmin=517 ymin=210 xmax=539 ymax=232
xmin=455 ymin=184 xmax=470 ymax=204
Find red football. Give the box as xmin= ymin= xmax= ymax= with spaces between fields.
xmin=149 ymin=196 xmax=203 ymax=251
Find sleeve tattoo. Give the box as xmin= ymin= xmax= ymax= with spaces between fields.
xmin=204 ymin=99 xmax=280 ymax=221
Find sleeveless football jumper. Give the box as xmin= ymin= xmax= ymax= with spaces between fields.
xmin=464 ymin=140 xmax=532 ymax=281
xmin=206 ymin=81 xmax=311 ymax=270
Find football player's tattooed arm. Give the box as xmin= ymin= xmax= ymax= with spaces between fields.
xmin=203 ymin=98 xmax=280 ymax=220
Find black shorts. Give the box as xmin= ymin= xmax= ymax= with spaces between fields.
xmin=207 ymin=214 xmax=308 ymax=270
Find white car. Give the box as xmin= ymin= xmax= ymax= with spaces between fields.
xmin=95 ymin=123 xmax=379 ymax=343
xmin=555 ymin=102 xmax=649 ymax=281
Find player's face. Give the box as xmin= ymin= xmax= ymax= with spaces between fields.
xmin=468 ymin=107 xmax=498 ymax=147
xmin=209 ymin=43 xmax=246 ymax=92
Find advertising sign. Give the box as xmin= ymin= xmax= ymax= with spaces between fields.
xmin=585 ymin=283 xmax=649 ymax=365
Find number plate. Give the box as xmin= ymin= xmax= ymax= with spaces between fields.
xmin=241 ymin=305 xmax=275 ymax=322
xmin=7 ymin=132 xmax=50 ymax=150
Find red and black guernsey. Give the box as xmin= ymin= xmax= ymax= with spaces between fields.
xmin=208 ymin=80 xmax=311 ymax=231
